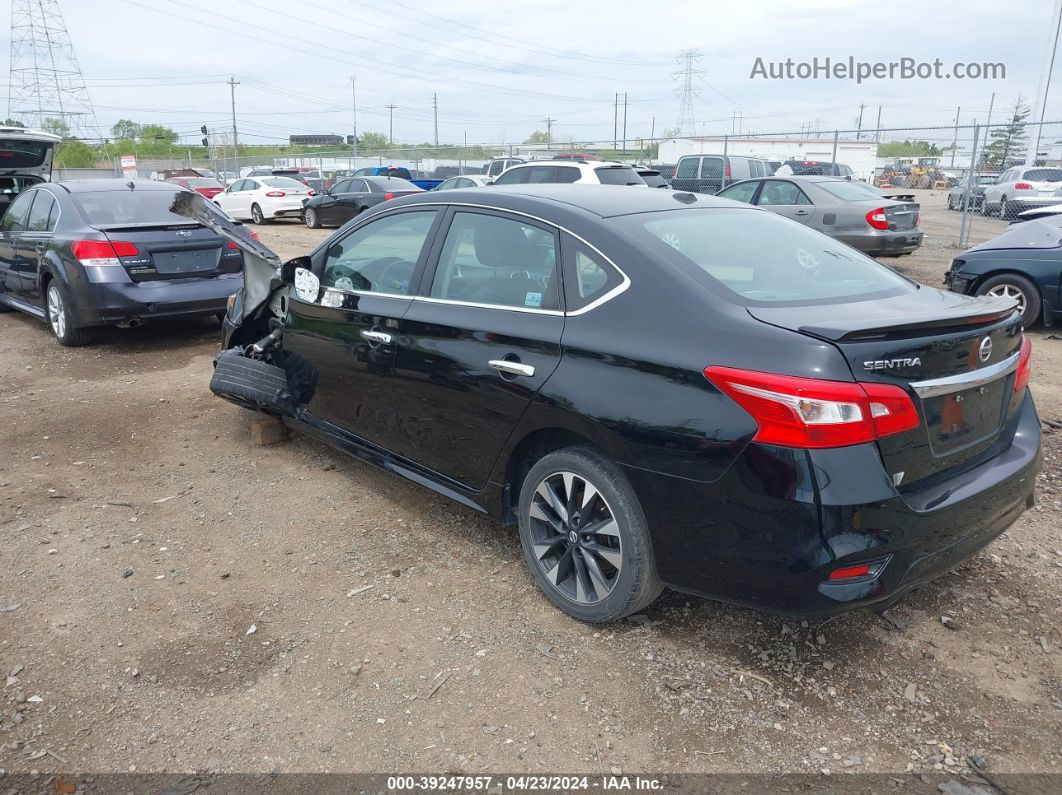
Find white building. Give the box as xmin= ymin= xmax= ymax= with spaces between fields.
xmin=658 ymin=136 xmax=879 ymax=182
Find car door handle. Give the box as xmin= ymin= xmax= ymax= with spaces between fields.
xmin=793 ymin=210 xmax=810 ymax=216
xmin=489 ymin=359 xmax=535 ymax=377
xmin=361 ymin=330 xmax=392 ymax=344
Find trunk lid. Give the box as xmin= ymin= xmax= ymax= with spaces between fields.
xmin=98 ymin=223 xmax=241 ymax=281
xmin=0 ymin=127 xmax=60 ymax=179
xmin=749 ymin=288 xmax=1024 ymax=489
xmin=883 ymin=201 xmax=919 ymax=230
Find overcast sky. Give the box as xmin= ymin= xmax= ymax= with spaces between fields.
xmin=8 ymin=0 xmax=1062 ymax=147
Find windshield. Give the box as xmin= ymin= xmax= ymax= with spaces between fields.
xmin=262 ymin=177 xmax=305 ymax=189
xmin=595 ymin=166 xmax=645 ymax=186
xmin=1023 ymin=168 xmax=1062 ymax=182
xmin=627 ymin=208 xmax=912 ymax=306
xmin=365 ymin=177 xmax=421 ymax=192
xmin=817 ymin=180 xmax=884 ymax=201
xmin=75 ymin=189 xmax=196 ymax=227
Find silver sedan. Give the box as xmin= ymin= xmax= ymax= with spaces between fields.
xmin=716 ymin=175 xmax=923 ymax=256
xmin=434 ymin=175 xmax=493 ymax=190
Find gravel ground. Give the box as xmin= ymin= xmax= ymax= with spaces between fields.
xmin=0 ymin=190 xmax=1059 ymax=780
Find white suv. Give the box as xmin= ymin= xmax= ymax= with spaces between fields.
xmin=491 ymin=160 xmax=647 ymax=187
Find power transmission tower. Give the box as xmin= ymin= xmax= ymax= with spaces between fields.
xmin=7 ymin=0 xmax=103 ymax=139
xmin=671 ymin=49 xmax=703 ymax=137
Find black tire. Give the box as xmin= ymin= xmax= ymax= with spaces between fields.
xmin=946 ymin=195 xmax=955 ymax=211
xmin=1000 ymin=196 xmax=1012 ymax=220
xmin=303 ymin=207 xmax=321 ymax=229
xmin=975 ymin=273 xmax=1041 ymax=327
xmin=250 ymin=203 xmax=269 ymax=225
xmin=209 ymin=349 xmax=317 ymax=415
xmin=981 ymin=198 xmax=992 ymax=217
xmin=44 ymin=280 xmax=90 ymax=347
xmin=517 ymin=446 xmax=663 ymax=623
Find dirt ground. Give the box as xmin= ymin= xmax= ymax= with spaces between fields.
xmin=1 ymin=189 xmax=1060 ymax=781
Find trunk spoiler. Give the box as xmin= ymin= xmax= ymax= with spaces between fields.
xmin=749 ymin=294 xmax=1019 ymax=342
xmin=168 ymin=191 xmax=283 ymax=322
xmin=881 ymin=193 xmax=916 ymax=202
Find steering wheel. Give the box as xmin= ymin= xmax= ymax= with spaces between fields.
xmin=378 ymin=258 xmax=416 ymax=293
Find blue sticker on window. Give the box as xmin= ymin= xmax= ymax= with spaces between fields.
xmin=525 ymin=292 xmax=543 ymax=307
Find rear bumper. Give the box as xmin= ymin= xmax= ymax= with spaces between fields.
xmin=72 ymin=273 xmax=242 ymax=326
xmin=625 ymin=391 xmax=1040 ymax=616
xmin=841 ymin=230 xmax=924 ymax=255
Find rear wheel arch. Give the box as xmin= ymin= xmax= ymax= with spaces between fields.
xmin=500 ymin=427 xmax=601 ymax=525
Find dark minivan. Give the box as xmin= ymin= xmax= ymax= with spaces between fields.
xmin=198 ymin=186 xmax=1038 ymax=623
xmin=0 ymin=179 xmax=244 ymax=346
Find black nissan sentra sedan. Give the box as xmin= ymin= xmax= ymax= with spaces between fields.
xmin=180 ymin=185 xmax=1039 ymax=623
xmin=0 ymin=179 xmax=245 ymax=346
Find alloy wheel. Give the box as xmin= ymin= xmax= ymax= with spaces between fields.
xmin=47 ymin=284 xmax=66 ymax=339
xmin=304 ymin=208 xmax=317 ymax=228
xmin=986 ymin=283 xmax=1027 ymax=314
xmin=527 ymin=471 xmax=623 ymax=604
xmin=251 ymin=205 xmax=263 ymax=224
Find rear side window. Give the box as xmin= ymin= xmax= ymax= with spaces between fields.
xmin=631 ymin=208 xmax=911 ymax=306
xmin=563 ymin=235 xmax=623 ymax=311
xmin=430 ymin=211 xmax=559 ymax=310
xmin=25 ymin=191 xmax=56 ymax=232
xmin=594 ymin=166 xmax=644 ymax=185
xmin=1 ymin=190 xmax=35 ymax=231
xmin=1023 ymin=168 xmax=1062 ymax=182
xmin=555 ymin=167 xmax=580 ymax=183
xmin=525 ymin=166 xmax=558 ymax=183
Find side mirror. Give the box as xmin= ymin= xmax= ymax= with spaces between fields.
xmin=280 ymin=256 xmax=313 ymax=285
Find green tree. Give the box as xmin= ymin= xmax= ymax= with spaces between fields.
xmin=110 ymin=118 xmax=142 ymax=140
xmin=2 ymin=118 xmax=25 ymax=128
xmin=357 ymin=131 xmax=389 ymax=151
xmin=524 ymin=130 xmax=550 ymax=144
xmin=54 ymin=139 xmax=98 ymax=168
xmin=982 ymin=97 xmax=1029 ymax=169
xmin=41 ymin=117 xmax=71 ymax=138
xmin=139 ymin=123 xmax=178 ymax=145
xmin=877 ymin=140 xmax=943 ymax=157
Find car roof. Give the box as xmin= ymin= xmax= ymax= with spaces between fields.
xmin=390 ymin=184 xmax=740 ymax=218
xmin=49 ymin=178 xmax=184 ymax=193
xmin=767 ymin=174 xmax=849 ymax=184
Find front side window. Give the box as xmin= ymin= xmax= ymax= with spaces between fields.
xmin=717 ymin=181 xmax=759 ymax=204
xmin=492 ymin=167 xmax=529 ymax=185
xmin=25 ymin=190 xmax=55 ymax=232
xmin=1 ymin=190 xmax=35 ymax=232
xmin=630 ymin=208 xmax=912 ymax=306
xmin=757 ymin=180 xmax=812 ymax=206
xmin=320 ymin=210 xmax=439 ymax=295
xmin=430 ymin=211 xmax=559 ymax=310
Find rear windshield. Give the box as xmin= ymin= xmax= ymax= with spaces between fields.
xmin=186 ymin=178 xmax=222 ymax=188
xmin=817 ymin=180 xmax=884 ymax=201
xmin=974 ymin=175 xmax=999 ymax=185
xmin=262 ymin=177 xmax=305 ymax=188
xmin=75 ymin=190 xmax=192 ymax=227
xmin=0 ymin=139 xmax=49 ymax=169
xmin=627 ymin=208 xmax=911 ymax=306
xmin=1023 ymin=168 xmax=1062 ymax=182
xmin=786 ymin=161 xmax=833 ymax=175
xmin=594 ymin=166 xmax=645 ymax=186
xmin=639 ymin=172 xmax=668 ymax=188
xmin=365 ymin=177 xmax=420 ymax=192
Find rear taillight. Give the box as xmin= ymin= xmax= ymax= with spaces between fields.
xmin=227 ymin=241 xmax=239 ymax=249
xmin=704 ymin=366 xmax=920 ymax=448
xmin=384 ymin=192 xmax=394 ymax=200
xmin=828 ymin=563 xmax=870 ymax=581
xmin=724 ymin=162 xmax=732 ymax=178
xmin=70 ymin=240 xmax=139 ymax=267
xmin=914 ymin=211 xmax=920 ymax=226
xmin=1014 ymin=182 xmax=1033 ymax=190
xmin=865 ymin=208 xmax=889 ymax=230
xmin=249 ymin=229 xmax=259 ymax=240
xmin=1014 ymin=336 xmax=1032 ymax=392
xmin=265 ymin=190 xmax=286 ymax=197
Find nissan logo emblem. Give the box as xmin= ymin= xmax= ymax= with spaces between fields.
xmin=978 ymin=336 xmax=993 ymax=363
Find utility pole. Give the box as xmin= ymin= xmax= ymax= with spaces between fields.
xmin=1027 ymin=0 xmax=1062 ymax=164
xmin=985 ymin=91 xmax=996 ymax=132
xmin=228 ymin=75 xmax=240 ymax=172
xmin=386 ymin=104 xmax=398 ymax=144
xmin=622 ymin=92 xmax=627 ymax=153
xmin=351 ymin=75 xmax=358 ymax=169
xmin=432 ymin=93 xmax=439 ymax=147
xmin=950 ymin=106 xmax=961 ymax=167
xmin=855 ymin=103 xmax=866 ymax=139
xmin=875 ymin=105 xmax=882 ymax=142
xmin=613 ymin=93 xmax=618 ymax=149
xmin=544 ymin=117 xmax=555 ymax=149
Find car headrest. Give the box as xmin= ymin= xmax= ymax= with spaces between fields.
xmin=473 ymin=219 xmax=533 ymax=268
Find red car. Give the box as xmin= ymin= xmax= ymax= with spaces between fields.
xmin=168 ymin=176 xmax=225 ymax=200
